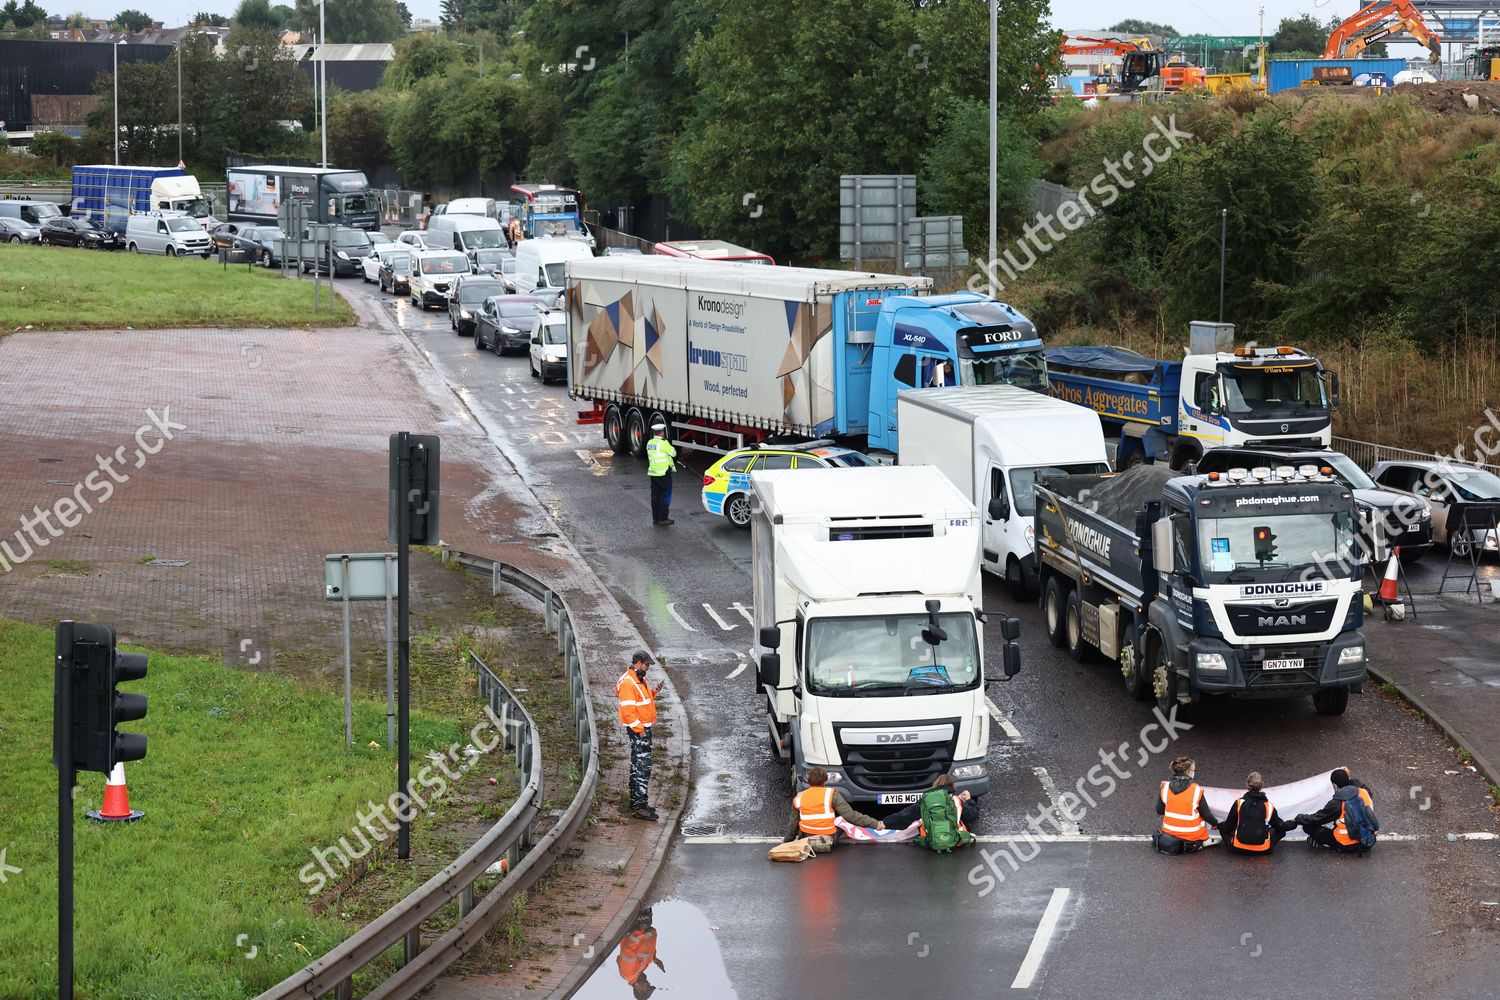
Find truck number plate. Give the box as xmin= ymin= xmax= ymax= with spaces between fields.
xmin=1407 ymin=523 xmax=1421 ymax=532
xmin=1263 ymin=658 xmax=1304 ymax=671
xmin=879 ymin=792 xmax=921 ymax=804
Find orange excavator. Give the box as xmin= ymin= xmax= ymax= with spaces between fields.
xmin=1059 ymin=35 xmax=1206 ymax=95
xmin=1323 ymin=0 xmax=1442 ymax=60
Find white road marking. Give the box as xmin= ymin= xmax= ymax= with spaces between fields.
xmin=725 ymin=660 xmax=748 ymax=680
xmin=731 ymin=601 xmax=755 ymax=625
xmin=702 ymin=603 xmax=739 ymax=631
xmin=681 ymin=832 xmax=1448 ymax=845
xmin=666 ymin=603 xmax=698 ymax=633
xmin=1011 ymin=888 xmax=1070 ymax=990
xmin=986 ymin=696 xmax=1024 ymax=742
xmin=1031 ymin=766 xmax=1082 ymax=836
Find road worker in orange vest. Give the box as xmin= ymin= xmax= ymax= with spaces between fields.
xmin=615 ymin=907 xmax=665 ymax=999
xmin=618 ymin=650 xmax=664 ymax=821
xmin=1153 ymin=755 xmax=1219 ymax=855
xmin=783 ymin=766 xmax=884 ymax=853
xmin=1294 ymin=767 xmax=1379 ymax=853
xmin=1218 ymin=771 xmax=1297 ymax=855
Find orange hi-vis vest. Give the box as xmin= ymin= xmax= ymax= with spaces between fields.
xmin=616 ymin=670 xmax=656 ymax=732
xmin=795 ymin=786 xmax=837 ymax=836
xmin=1334 ymin=787 xmax=1375 ymax=846
xmin=1231 ymin=798 xmax=1275 ymax=852
xmin=616 ymin=926 xmax=657 ymax=984
xmin=1160 ymin=780 xmax=1210 ymax=841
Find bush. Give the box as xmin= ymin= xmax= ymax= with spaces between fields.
xmin=26 ymin=130 xmax=79 ymax=167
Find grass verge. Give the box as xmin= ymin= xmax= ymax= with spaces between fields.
xmin=0 ymin=617 xmax=463 ymax=999
xmin=0 ymin=243 xmax=353 ymax=331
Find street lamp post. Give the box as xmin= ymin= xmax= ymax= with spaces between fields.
xmin=113 ymin=40 xmax=120 ymax=165
xmin=987 ymin=0 xmax=996 ymax=296
xmin=319 ymin=1 xmax=327 ymax=168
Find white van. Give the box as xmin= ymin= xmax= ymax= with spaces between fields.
xmin=897 ymin=385 xmax=1110 ymax=601
xmin=425 ymin=214 xmax=506 ymax=259
xmin=125 ymin=213 xmax=213 ymax=257
xmin=444 ymin=197 xmax=496 ymax=219
xmin=515 ymin=238 xmax=594 ymax=294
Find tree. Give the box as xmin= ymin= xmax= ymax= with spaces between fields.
xmin=234 ymin=0 xmax=286 ymax=30
xmin=293 ymin=0 xmax=403 ymax=43
xmin=112 ymin=7 xmax=151 ymax=31
xmin=395 ymin=1 xmax=410 ymax=27
xmin=1108 ymin=19 xmax=1178 ymax=38
xmin=1271 ymin=14 xmax=1328 ymax=54
xmin=326 ymin=90 xmax=394 ymax=174
xmin=194 ymin=12 xmax=229 ymax=26
xmin=920 ymin=99 xmax=1040 ymax=243
xmin=2 ymin=0 xmax=48 ymax=30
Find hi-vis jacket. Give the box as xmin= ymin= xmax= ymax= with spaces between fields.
xmin=1157 ymin=777 xmax=1216 ymax=841
xmin=616 ymin=669 xmax=657 ymax=733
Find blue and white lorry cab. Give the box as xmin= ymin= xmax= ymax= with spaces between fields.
xmin=1045 ymin=323 xmax=1339 ymax=471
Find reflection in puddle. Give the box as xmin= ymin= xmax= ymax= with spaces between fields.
xmin=573 ymin=899 xmax=736 ymax=999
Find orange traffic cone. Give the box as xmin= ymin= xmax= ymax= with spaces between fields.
xmin=86 ymin=763 xmax=144 ymax=823
xmin=1378 ymin=548 xmax=1401 ymax=604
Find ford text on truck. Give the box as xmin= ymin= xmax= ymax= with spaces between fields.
xmin=752 ymin=466 xmax=1021 ymax=804
xmin=897 ymin=385 xmax=1110 ymax=601
xmin=70 ymin=165 xmax=214 ymax=234
xmin=1034 ymin=464 xmax=1366 ymax=717
xmin=1045 ymin=322 xmax=1340 ymax=470
xmin=565 ymin=256 xmax=1047 ymax=456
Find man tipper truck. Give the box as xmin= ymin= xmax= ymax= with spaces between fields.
xmin=1034 ymin=463 xmax=1367 ymax=717
xmin=70 ymin=165 xmax=214 ymax=234
xmin=897 ymin=385 xmax=1110 ymax=602
xmin=752 ymin=466 xmax=1022 ymax=804
xmin=567 ymin=255 xmax=1047 ymax=456
xmin=1045 ymin=322 xmax=1339 ymax=470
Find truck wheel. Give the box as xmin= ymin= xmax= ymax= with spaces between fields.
xmin=1120 ymin=448 xmax=1147 ymax=469
xmin=1120 ymin=625 xmax=1150 ymax=700
xmin=1064 ymin=591 xmax=1089 ymax=662
xmin=1043 ymin=577 xmax=1070 ymax=648
xmin=726 ymin=493 xmax=752 ymax=529
xmin=1152 ymin=644 xmax=1179 ymax=716
xmin=603 ymin=405 xmax=627 ymax=453
xmin=1170 ymin=444 xmax=1201 ymax=472
xmin=626 ymin=409 xmax=649 ymax=457
xmin=1313 ymin=685 xmax=1350 ymax=716
xmin=1006 ymin=558 xmax=1035 ymax=602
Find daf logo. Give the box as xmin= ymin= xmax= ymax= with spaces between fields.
xmin=1281 ymin=423 xmax=1290 ymax=434
xmin=877 ymin=733 xmax=922 ymax=744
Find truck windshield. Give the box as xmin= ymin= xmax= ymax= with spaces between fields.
xmin=962 ymin=350 xmax=1047 ymax=391
xmin=805 ymin=613 xmax=981 ymax=695
xmin=173 ymin=197 xmax=210 ymax=217
xmin=1218 ymin=364 xmax=1326 ymax=416
xmin=1011 ymin=463 xmax=1111 ymax=517
xmin=1323 ymin=454 xmax=1376 ymax=491
xmin=341 ymin=193 xmax=373 ymax=214
xmin=1197 ymin=511 xmax=1357 ymax=580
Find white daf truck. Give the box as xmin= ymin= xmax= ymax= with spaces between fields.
xmin=751 ymin=465 xmax=1022 ymax=805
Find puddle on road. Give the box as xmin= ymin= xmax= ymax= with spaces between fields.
xmin=573 ymin=898 xmax=737 ymax=999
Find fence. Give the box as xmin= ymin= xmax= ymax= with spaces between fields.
xmin=1335 ymin=436 xmax=1500 ymax=476
xmin=588 ymin=222 xmax=655 ymax=254
xmin=253 ymin=550 xmax=599 ymax=1000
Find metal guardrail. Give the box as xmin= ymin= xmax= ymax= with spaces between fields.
xmin=1335 ymin=436 xmax=1500 ymax=476
xmin=254 ymin=550 xmax=599 ymax=1000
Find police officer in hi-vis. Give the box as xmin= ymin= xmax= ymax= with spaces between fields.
xmin=646 ymin=419 xmax=677 ymax=525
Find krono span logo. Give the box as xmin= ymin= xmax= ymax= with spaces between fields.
xmin=689 ymin=341 xmax=748 ymax=373
xmin=1065 ymin=518 xmax=1112 ymax=561
xmin=695 ymin=295 xmax=746 ymax=320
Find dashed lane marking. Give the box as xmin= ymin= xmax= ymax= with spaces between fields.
xmin=666 ymin=603 xmax=698 ymax=633
xmin=1031 ymin=766 xmax=1082 ymax=836
xmin=987 ymin=696 xmax=1025 ymax=742
xmin=725 ymin=660 xmax=748 ymax=681
xmin=1011 ymin=887 xmax=1070 ymax=990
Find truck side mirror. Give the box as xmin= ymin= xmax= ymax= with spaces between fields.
xmin=988 ymin=495 xmax=1010 ymax=522
xmin=759 ymin=626 xmax=780 ymax=649
xmin=1004 ymin=642 xmax=1022 ymax=678
xmin=1326 ymin=371 xmax=1341 ymax=407
xmin=1001 ymin=616 xmax=1021 ymax=642
xmin=1152 ymin=516 xmax=1176 ymax=575
xmin=758 ymin=652 xmax=780 ymax=689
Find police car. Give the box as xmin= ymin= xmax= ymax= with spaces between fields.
xmin=701 ymin=442 xmax=878 ymax=528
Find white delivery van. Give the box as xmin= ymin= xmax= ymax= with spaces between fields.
xmin=425 ymin=214 xmax=506 ymax=260
xmin=898 ymin=385 xmax=1110 ymax=601
xmin=515 ymin=237 xmax=593 ymax=294
xmin=125 ymin=213 xmax=213 ymax=257
xmin=444 ymin=197 xmax=496 ymax=219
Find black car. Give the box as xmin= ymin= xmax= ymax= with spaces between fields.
xmin=1195 ymin=446 xmax=1435 ymax=562
xmin=39 ymin=216 xmax=119 ymax=249
xmin=448 ymin=276 xmax=509 ymax=336
xmin=209 ymin=222 xmax=285 ymax=266
xmin=379 ymin=252 xmax=413 ymax=294
xmin=0 ymin=217 xmax=42 ymax=244
xmin=474 ymin=295 xmax=546 ymax=355
xmin=300 ymin=226 xmax=373 ymax=277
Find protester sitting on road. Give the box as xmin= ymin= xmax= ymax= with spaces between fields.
xmin=1154 ymin=756 xmax=1218 ymax=855
xmin=784 ymin=766 xmax=883 ymax=852
xmin=1294 ymin=767 xmax=1379 ymax=853
xmin=1219 ymin=771 xmax=1297 ymax=855
xmin=884 ymin=773 xmax=979 ymax=832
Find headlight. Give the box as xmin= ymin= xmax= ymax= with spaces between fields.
xmin=460 ymin=309 xmax=472 ymax=319
xmin=1195 ymin=652 xmax=1229 ymax=673
xmin=336 ymin=251 xmax=350 ymax=261
xmin=1337 ymin=645 xmax=1365 ymax=665
xmin=821 ymin=770 xmax=844 ymax=785
xmin=501 ymin=326 xmax=518 ymax=334
xmin=951 ymin=763 xmax=987 ymax=780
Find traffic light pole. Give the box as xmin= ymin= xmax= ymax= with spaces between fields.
xmin=396 ymin=431 xmax=411 ymax=861
xmin=55 ymin=634 xmax=75 ymax=1000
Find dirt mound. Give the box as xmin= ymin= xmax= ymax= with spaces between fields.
xmin=1394 ymin=80 xmax=1500 ymax=115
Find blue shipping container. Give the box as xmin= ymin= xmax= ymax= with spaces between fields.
xmin=1267 ymin=58 xmax=1409 ymax=95
xmin=71 ymin=165 xmax=186 ymax=234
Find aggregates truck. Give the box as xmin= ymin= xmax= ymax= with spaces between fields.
xmin=1045 ymin=322 xmax=1339 ymax=469
xmin=1034 ymin=464 xmax=1366 ymax=716
xmin=752 ymin=466 xmax=1021 ymax=804
xmin=566 ymin=256 xmax=1046 ymax=456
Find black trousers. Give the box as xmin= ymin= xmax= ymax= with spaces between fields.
xmin=649 ymin=474 xmax=672 ymax=522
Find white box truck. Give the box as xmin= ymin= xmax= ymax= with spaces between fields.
xmin=897 ymin=386 xmax=1111 ymax=601
xmin=751 ymin=466 xmax=1021 ymax=805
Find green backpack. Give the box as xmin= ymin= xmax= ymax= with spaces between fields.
xmin=915 ymin=788 xmax=974 ymax=853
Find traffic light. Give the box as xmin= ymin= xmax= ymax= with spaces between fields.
xmin=53 ymin=621 xmax=147 ymax=776
xmin=1253 ymin=525 xmax=1278 ymax=562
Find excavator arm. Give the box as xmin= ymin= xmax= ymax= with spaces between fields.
xmin=1324 ymin=0 xmax=1441 ymax=60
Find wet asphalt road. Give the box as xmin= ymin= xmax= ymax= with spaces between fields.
xmin=356 ymin=277 xmax=1500 ymax=998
